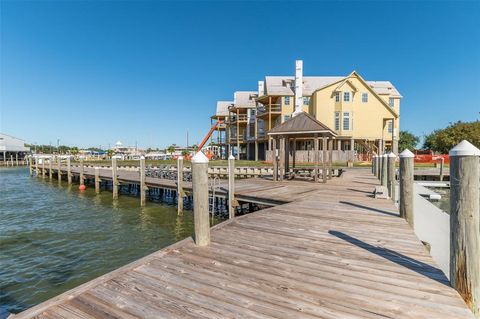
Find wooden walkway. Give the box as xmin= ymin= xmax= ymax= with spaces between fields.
xmin=14 ymin=169 xmax=474 ymax=318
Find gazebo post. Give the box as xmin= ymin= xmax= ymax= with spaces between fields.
xmin=272 ymin=138 xmax=278 ymax=182
xmin=322 ymin=135 xmax=328 ymax=183
xmin=314 ymin=134 xmax=319 ymax=182
xmin=328 ymin=138 xmax=333 ymax=179
xmin=292 ymin=138 xmax=296 ymax=169
xmin=285 ymin=137 xmax=290 ymax=177
xmin=279 ymin=136 xmax=285 ymax=181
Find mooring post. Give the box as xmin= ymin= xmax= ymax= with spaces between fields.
xmin=10 ymin=155 xmax=13 ymax=167
xmin=42 ymin=159 xmax=46 ymax=179
xmin=376 ymin=153 xmax=381 ymax=179
xmin=29 ymin=156 xmax=33 ymax=176
xmin=112 ymin=157 xmax=118 ymax=200
xmin=49 ymin=157 xmax=53 ymax=180
xmin=35 ymin=157 xmax=39 ymax=177
xmin=94 ymin=167 xmax=101 ymax=194
xmin=439 ymin=157 xmax=445 ymax=181
xmin=15 ymin=153 xmax=18 ymax=166
xmin=399 ymin=149 xmax=414 ymax=227
xmin=67 ymin=156 xmax=72 ymax=184
xmin=140 ymin=156 xmax=146 ymax=207
xmin=387 ymin=152 xmax=396 ymax=200
xmin=176 ymin=156 xmax=183 ymax=213
xmin=228 ymin=154 xmax=235 ymax=219
xmin=372 ymin=155 xmax=376 ymax=175
xmin=192 ymin=151 xmax=210 ymax=246
xmin=79 ymin=157 xmax=85 ymax=186
xmin=381 ymin=154 xmax=388 ymax=187
xmin=57 ymin=157 xmax=62 ymax=182
xmin=449 ymin=140 xmax=480 ymax=316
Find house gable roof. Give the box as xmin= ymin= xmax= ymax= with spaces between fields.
xmin=267 ymin=112 xmax=336 ymax=137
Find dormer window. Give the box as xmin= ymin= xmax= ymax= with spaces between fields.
xmin=343 ymin=92 xmax=350 ymax=102
xmin=389 ymin=97 xmax=394 ymax=107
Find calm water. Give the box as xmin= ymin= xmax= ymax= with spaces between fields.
xmin=0 ymin=167 xmax=205 ymax=316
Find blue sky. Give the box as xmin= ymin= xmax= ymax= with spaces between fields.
xmin=1 ymin=1 xmax=479 ymax=148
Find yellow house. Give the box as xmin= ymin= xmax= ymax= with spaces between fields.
xmin=255 ymin=60 xmax=401 ymax=161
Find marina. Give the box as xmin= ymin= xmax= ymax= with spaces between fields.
xmin=10 ymin=158 xmax=477 ymax=319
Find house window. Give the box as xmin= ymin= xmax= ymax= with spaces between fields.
xmin=362 ymin=93 xmax=368 ymax=103
xmin=343 ymin=92 xmax=350 ymax=102
xmin=388 ymin=120 xmax=393 ymax=133
xmin=389 ymin=97 xmax=394 ymax=107
xmin=285 ymin=96 xmax=290 ymax=105
xmin=343 ymin=112 xmax=350 ymax=130
xmin=335 ymin=112 xmax=340 ymax=130
xmin=303 ymin=96 xmax=310 ymax=105
xmin=335 ymin=92 xmax=340 ymax=102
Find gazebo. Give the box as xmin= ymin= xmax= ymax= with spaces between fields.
xmin=267 ymin=112 xmax=337 ymax=182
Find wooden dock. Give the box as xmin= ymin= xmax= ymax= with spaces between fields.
xmin=13 ymin=168 xmax=474 ymax=318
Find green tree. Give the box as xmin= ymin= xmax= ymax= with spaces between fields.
xmin=181 ymin=149 xmax=190 ymax=157
xmin=70 ymin=147 xmax=79 ymax=155
xmin=398 ymin=131 xmax=420 ymax=152
xmin=423 ymin=120 xmax=480 ymax=153
xmin=167 ymin=145 xmax=176 ymax=155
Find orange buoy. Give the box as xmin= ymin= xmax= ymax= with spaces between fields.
xmin=79 ymin=185 xmax=86 ymax=191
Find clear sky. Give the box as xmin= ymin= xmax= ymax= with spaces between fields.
xmin=1 ymin=1 xmax=479 ymax=149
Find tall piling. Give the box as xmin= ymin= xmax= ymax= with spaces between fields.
xmin=57 ymin=157 xmax=62 ymax=182
xmin=177 ymin=156 xmax=183 ymax=213
xmin=49 ymin=157 xmax=53 ymax=180
xmin=79 ymin=157 xmax=85 ymax=186
xmin=29 ymin=156 xmax=33 ymax=176
xmin=387 ymin=152 xmax=396 ymax=200
xmin=399 ymin=149 xmax=414 ymax=227
xmin=140 ymin=156 xmax=146 ymax=207
xmin=449 ymin=140 xmax=480 ymax=317
xmin=228 ymin=154 xmax=235 ymax=219
xmin=381 ymin=154 xmax=388 ymax=187
xmin=112 ymin=157 xmax=118 ymax=200
xmin=42 ymin=159 xmax=46 ymax=179
xmin=192 ymin=151 xmax=210 ymax=246
xmin=439 ymin=157 xmax=445 ymax=181
xmin=95 ymin=167 xmax=101 ymax=194
xmin=67 ymin=156 xmax=72 ymax=184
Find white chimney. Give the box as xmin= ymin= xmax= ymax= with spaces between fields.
xmin=258 ymin=80 xmax=264 ymax=96
xmin=293 ymin=60 xmax=303 ymax=117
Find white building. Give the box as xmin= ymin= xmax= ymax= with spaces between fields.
xmin=0 ymin=133 xmax=30 ymax=161
xmin=112 ymin=141 xmax=143 ymax=159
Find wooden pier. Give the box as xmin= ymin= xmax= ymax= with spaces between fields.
xmin=13 ymin=167 xmax=475 ymax=318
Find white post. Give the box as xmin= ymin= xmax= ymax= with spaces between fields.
xmin=192 ymin=151 xmax=210 ymax=246
xmin=228 ymin=154 xmax=235 ymax=219
xmin=399 ymin=149 xmax=414 ymax=227
xmin=449 ymin=140 xmax=480 ymax=316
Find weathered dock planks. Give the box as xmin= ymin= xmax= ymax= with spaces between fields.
xmin=14 ymin=168 xmax=475 ymax=318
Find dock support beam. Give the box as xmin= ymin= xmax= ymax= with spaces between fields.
xmin=67 ymin=157 xmax=72 ymax=184
xmin=95 ymin=167 xmax=101 ymax=194
xmin=112 ymin=157 xmax=118 ymax=200
xmin=387 ymin=152 xmax=396 ymax=200
xmin=449 ymin=140 xmax=480 ymax=317
xmin=372 ymin=155 xmax=376 ymax=175
xmin=228 ymin=154 xmax=235 ymax=219
xmin=140 ymin=156 xmax=147 ymax=207
xmin=381 ymin=154 xmax=388 ymax=187
xmin=57 ymin=158 xmax=62 ymax=182
xmin=42 ymin=159 xmax=46 ymax=179
xmin=177 ymin=156 xmax=183 ymax=213
xmin=29 ymin=156 xmax=33 ymax=176
xmin=15 ymin=153 xmax=18 ymax=166
xmin=192 ymin=151 xmax=210 ymax=247
xmin=79 ymin=157 xmax=85 ymax=186
xmin=49 ymin=157 xmax=53 ymax=180
xmin=399 ymin=149 xmax=414 ymax=228
xmin=35 ymin=157 xmax=39 ymax=177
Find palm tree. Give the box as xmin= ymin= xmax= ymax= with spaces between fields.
xmin=167 ymin=145 xmax=176 ymax=155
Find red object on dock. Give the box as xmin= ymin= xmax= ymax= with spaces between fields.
xmin=79 ymin=185 xmax=86 ymax=191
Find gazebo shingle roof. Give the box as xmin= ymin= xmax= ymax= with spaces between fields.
xmin=267 ymin=112 xmax=336 ymax=137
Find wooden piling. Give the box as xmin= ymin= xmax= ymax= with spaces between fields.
xmin=57 ymin=158 xmax=61 ymax=182
xmin=15 ymin=153 xmax=18 ymax=166
xmin=314 ymin=135 xmax=319 ymax=182
xmin=29 ymin=156 xmax=33 ymax=176
xmin=376 ymin=154 xmax=381 ymax=179
xmin=192 ymin=151 xmax=210 ymax=246
xmin=328 ymin=138 xmax=333 ymax=179
xmin=79 ymin=157 xmax=85 ymax=186
xmin=176 ymin=156 xmax=183 ymax=213
xmin=112 ymin=157 xmax=118 ymax=200
xmin=387 ymin=152 xmax=396 ymax=199
xmin=228 ymin=154 xmax=235 ymax=219
xmin=139 ymin=157 xmax=147 ymax=206
xmin=279 ymin=137 xmax=285 ymax=181
xmin=49 ymin=157 xmax=53 ymax=180
xmin=399 ymin=149 xmax=414 ymax=227
xmin=372 ymin=155 xmax=376 ymax=175
xmin=42 ymin=159 xmax=46 ymax=179
xmin=448 ymin=140 xmax=480 ymax=317
xmin=67 ymin=156 xmax=72 ymax=184
xmin=10 ymin=155 xmax=13 ymax=167
xmin=381 ymin=154 xmax=388 ymax=187
xmin=439 ymin=157 xmax=445 ymax=181
xmin=94 ymin=167 xmax=101 ymax=194
xmin=35 ymin=157 xmax=39 ymax=177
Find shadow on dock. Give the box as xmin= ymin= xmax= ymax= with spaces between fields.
xmin=339 ymin=200 xmax=398 ymax=217
xmin=328 ymin=230 xmax=450 ymax=286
